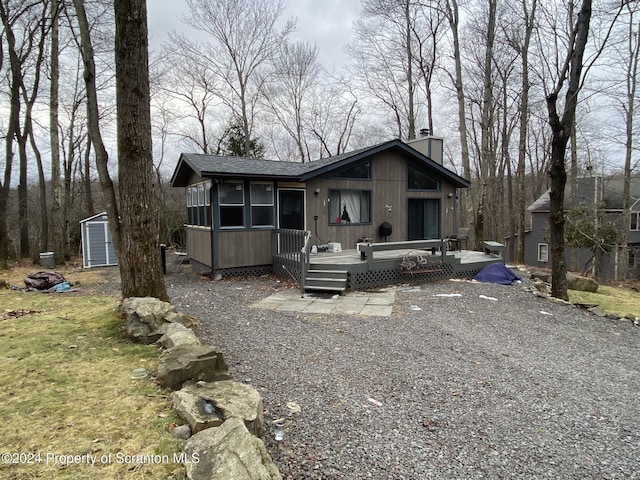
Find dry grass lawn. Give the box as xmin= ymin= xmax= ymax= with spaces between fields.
xmin=569 ymin=284 xmax=640 ymax=319
xmin=0 ymin=264 xmax=185 ymax=479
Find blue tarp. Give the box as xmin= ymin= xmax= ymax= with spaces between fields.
xmin=473 ymin=263 xmax=521 ymax=285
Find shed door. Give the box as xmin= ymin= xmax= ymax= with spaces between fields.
xmin=85 ymin=221 xmax=116 ymax=267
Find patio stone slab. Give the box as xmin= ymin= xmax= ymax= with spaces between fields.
xmin=365 ymin=294 xmax=396 ymax=305
xmin=359 ymin=304 xmax=394 ymax=316
xmin=275 ymin=300 xmax=314 ymax=312
xmin=252 ymin=288 xmax=396 ymax=317
xmin=334 ymin=303 xmax=366 ymax=315
xmin=302 ymin=302 xmax=336 ymax=314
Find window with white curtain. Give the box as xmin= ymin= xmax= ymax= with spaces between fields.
xmin=329 ymin=190 xmax=371 ymax=224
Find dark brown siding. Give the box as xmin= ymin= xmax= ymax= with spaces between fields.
xmin=305 ymin=150 xmax=458 ymax=249
xmin=216 ymin=230 xmax=272 ymax=268
xmin=186 ymin=227 xmax=212 ymax=268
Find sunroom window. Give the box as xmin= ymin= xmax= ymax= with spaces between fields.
xmin=186 ymin=181 xmax=211 ymax=227
xmin=250 ymin=182 xmax=274 ymax=227
xmin=219 ymin=182 xmax=245 ymax=228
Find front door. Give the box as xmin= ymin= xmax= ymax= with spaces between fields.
xmin=278 ymin=189 xmax=305 ymax=230
xmin=407 ymin=198 xmax=441 ymax=240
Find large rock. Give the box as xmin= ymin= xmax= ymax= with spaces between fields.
xmin=121 ymin=297 xmax=177 ymax=344
xmin=173 ymin=380 xmax=264 ymax=437
xmin=566 ymin=273 xmax=598 ymax=293
xmin=183 ymin=417 xmax=281 ymax=480
xmin=157 ymin=344 xmax=230 ymax=390
xmin=158 ymin=322 xmax=201 ymax=349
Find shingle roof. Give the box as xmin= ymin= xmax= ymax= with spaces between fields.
xmin=170 ymin=139 xmax=471 ymax=188
xmin=527 ymin=175 xmax=640 ymax=212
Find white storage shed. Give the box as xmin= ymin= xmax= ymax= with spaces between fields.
xmin=79 ymin=212 xmax=118 ymax=268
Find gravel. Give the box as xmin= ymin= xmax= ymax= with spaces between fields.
xmin=166 ymin=266 xmax=640 ymax=480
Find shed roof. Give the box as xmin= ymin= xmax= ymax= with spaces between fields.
xmin=79 ymin=212 xmax=108 ymax=223
xmin=170 ymin=139 xmax=470 ymax=189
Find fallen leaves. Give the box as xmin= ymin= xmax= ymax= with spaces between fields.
xmin=1 ymin=309 xmax=41 ymax=321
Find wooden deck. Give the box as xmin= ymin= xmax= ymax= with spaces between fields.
xmin=302 ymin=247 xmax=504 ymax=290
xmin=308 ymin=248 xmax=498 ymax=266
xmin=272 ymin=228 xmax=506 ymax=291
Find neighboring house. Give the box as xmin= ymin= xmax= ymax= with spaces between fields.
xmin=524 ymin=175 xmax=640 ymax=279
xmin=170 ymin=137 xmax=470 ymax=276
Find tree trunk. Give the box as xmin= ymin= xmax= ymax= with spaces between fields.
xmin=477 ymin=0 xmax=497 ymax=247
xmin=516 ymin=0 xmax=536 ymax=265
xmin=618 ymin=6 xmax=640 ymax=281
xmin=28 ymin=121 xmax=48 ymax=255
xmin=84 ymin=142 xmax=95 ymax=215
xmin=444 ymin=0 xmax=471 ymax=229
xmin=114 ymin=0 xmax=168 ymax=300
xmin=18 ymin=136 xmax=29 ymax=257
xmin=546 ymin=0 xmax=593 ymax=301
xmin=405 ymin=0 xmax=415 ymax=140
xmin=50 ymin=0 xmax=63 ymax=262
xmin=73 ymin=0 xmax=121 ymax=258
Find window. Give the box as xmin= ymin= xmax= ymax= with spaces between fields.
xmin=250 ymin=182 xmax=274 ymax=227
xmin=408 ymin=164 xmax=440 ymax=190
xmin=629 ymin=248 xmax=638 ymax=268
xmin=329 ymin=189 xmax=371 ymax=224
xmin=328 ymin=162 xmax=371 ymax=180
xmin=186 ymin=181 xmax=211 ymax=227
xmin=538 ymin=243 xmax=549 ymax=263
xmin=631 ymin=211 xmax=640 ymax=231
xmin=218 ymin=182 xmax=245 ymax=228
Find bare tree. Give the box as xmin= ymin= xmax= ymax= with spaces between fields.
xmin=114 ymin=0 xmax=167 ymax=300
xmin=72 ymin=0 xmax=121 ymax=258
xmin=542 ymin=0 xmax=625 ymax=298
xmin=412 ymin=1 xmax=447 ymax=135
xmin=544 ymin=0 xmax=593 ymax=300
xmin=440 ymin=0 xmax=472 ymax=230
xmin=156 ymin=35 xmax=223 ymax=154
xmin=348 ymin=0 xmax=419 ymax=140
xmin=616 ymin=1 xmax=640 ymax=280
xmin=306 ymin=78 xmax=361 ymax=158
xmin=507 ymin=0 xmax=537 ymax=264
xmin=50 ymin=0 xmax=63 ymax=260
xmin=475 ymin=0 xmax=498 ymax=248
xmin=0 ymin=0 xmax=50 ymax=260
xmin=180 ymin=0 xmax=295 ymax=156
xmin=264 ymin=40 xmax=320 ymax=162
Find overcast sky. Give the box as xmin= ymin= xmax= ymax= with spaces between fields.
xmin=146 ymin=0 xmax=361 ymax=70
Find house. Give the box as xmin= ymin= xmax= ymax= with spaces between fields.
xmin=170 ymin=137 xmax=470 ymax=278
xmin=524 ymin=175 xmax=640 ymax=279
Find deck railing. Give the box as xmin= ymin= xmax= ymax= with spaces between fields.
xmin=272 ymin=229 xmax=311 ymax=290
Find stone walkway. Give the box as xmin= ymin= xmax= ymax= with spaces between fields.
xmin=250 ymin=287 xmax=397 ymax=316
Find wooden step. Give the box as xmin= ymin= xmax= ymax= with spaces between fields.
xmin=304 ymin=269 xmax=348 ymax=293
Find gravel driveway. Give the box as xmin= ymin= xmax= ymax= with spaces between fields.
xmin=167 ymin=270 xmax=640 ymax=480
